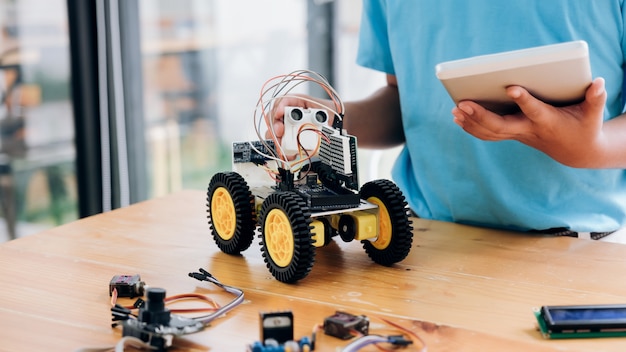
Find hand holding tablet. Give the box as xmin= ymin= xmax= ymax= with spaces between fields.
xmin=435 ymin=41 xmax=592 ymax=115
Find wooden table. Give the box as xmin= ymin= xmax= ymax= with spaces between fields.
xmin=1 ymin=190 xmax=625 ymax=351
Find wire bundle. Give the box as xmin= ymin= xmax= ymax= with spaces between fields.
xmin=110 ymin=289 xmax=222 ymax=315
xmin=341 ymin=316 xmax=428 ymax=352
xmin=252 ymin=69 xmax=345 ymax=176
xmin=187 ymin=268 xmax=245 ymax=325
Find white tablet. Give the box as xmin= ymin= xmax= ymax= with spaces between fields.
xmin=435 ymin=41 xmax=592 ymax=114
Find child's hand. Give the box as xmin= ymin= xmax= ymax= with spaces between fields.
xmin=451 ymin=78 xmax=607 ymax=168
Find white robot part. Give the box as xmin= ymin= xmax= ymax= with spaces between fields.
xmin=282 ymin=107 xmax=328 ymax=155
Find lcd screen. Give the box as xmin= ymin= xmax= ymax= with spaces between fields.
xmin=548 ymin=307 xmax=626 ymax=322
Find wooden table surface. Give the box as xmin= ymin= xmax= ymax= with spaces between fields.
xmin=1 ymin=190 xmax=625 ymax=351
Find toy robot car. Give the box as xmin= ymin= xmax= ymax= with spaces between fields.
xmin=206 ymin=72 xmax=413 ymax=283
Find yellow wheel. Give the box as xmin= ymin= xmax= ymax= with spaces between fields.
xmin=360 ymin=179 xmax=413 ymax=266
xmin=207 ymin=172 xmax=256 ymax=254
xmin=211 ymin=187 xmax=236 ymax=240
xmin=259 ymin=192 xmax=315 ymax=283
xmin=264 ymin=209 xmax=294 ymax=267
xmin=366 ymin=196 xmax=392 ymax=250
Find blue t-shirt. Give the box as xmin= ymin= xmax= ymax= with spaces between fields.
xmin=357 ymin=0 xmax=626 ymax=232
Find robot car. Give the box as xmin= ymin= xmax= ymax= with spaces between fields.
xmin=206 ymin=71 xmax=414 ymax=283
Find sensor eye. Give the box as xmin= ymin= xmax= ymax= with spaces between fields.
xmin=290 ymin=108 xmax=303 ymax=121
xmin=315 ymin=111 xmax=328 ymax=124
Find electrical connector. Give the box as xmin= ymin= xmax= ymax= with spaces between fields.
xmin=387 ymin=335 xmax=412 ymax=346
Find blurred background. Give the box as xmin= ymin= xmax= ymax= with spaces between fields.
xmin=0 ymin=0 xmax=400 ymax=242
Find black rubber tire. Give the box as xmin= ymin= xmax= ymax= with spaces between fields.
xmin=259 ymin=192 xmax=315 ymax=283
xmin=207 ymin=172 xmax=256 ymax=254
xmin=360 ymin=179 xmax=413 ymax=265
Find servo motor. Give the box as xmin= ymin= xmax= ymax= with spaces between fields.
xmin=323 ymin=311 xmax=369 ymax=340
xmin=109 ymin=274 xmax=145 ymax=298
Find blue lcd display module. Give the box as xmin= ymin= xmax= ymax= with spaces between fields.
xmin=535 ymin=304 xmax=626 ymax=339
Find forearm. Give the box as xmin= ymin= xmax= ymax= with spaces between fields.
xmin=551 ymin=113 xmax=626 ymax=169
xmin=343 ymin=75 xmax=404 ymax=148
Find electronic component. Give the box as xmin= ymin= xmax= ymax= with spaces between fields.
xmin=260 ymin=311 xmax=294 ymax=344
xmin=436 ymin=40 xmax=591 ymax=115
xmin=116 ymin=287 xmax=204 ymax=351
xmin=109 ymin=274 xmax=145 ymax=298
xmin=294 ymin=182 xmax=360 ymax=211
xmin=247 ymin=337 xmax=312 ymax=352
xmin=323 ymin=311 xmax=369 ymax=340
xmin=318 ymin=126 xmax=358 ymax=191
xmin=233 ymin=140 xmax=276 ymax=165
xmin=111 ymin=269 xmax=244 ymax=352
xmin=535 ymin=304 xmax=626 ymax=339
xmin=249 ymin=311 xmax=314 ymax=352
xmin=282 ymin=107 xmax=328 ymax=154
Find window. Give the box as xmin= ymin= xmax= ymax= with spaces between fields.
xmin=0 ymin=0 xmax=77 ymax=241
xmin=138 ymin=0 xmax=308 ymax=197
